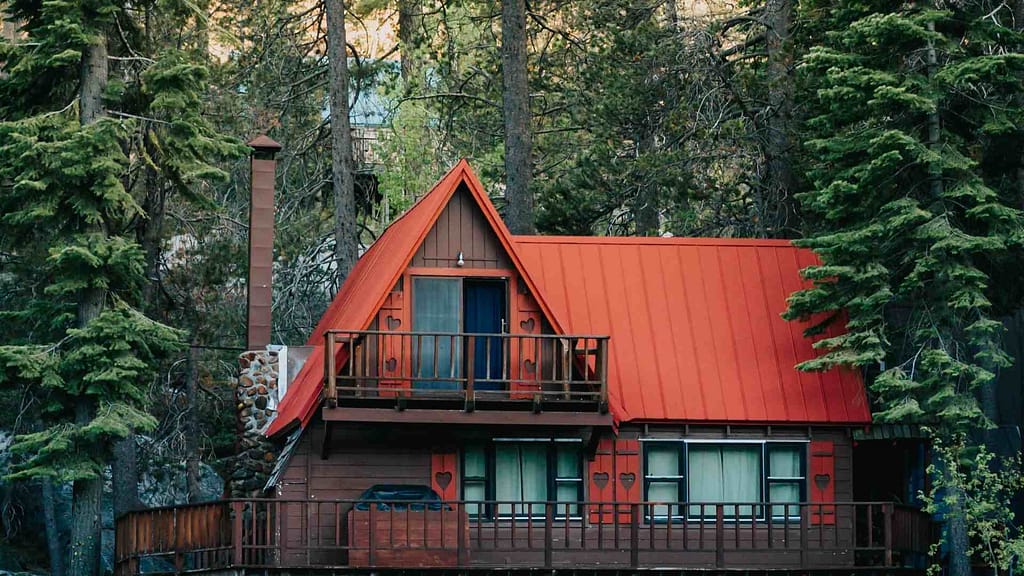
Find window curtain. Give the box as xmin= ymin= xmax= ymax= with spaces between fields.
xmin=768 ymin=446 xmax=802 ymax=518
xmin=464 ymin=447 xmax=487 ymax=517
xmin=646 ymin=445 xmax=681 ymax=518
xmin=412 ymin=278 xmax=461 ymax=390
xmin=555 ymin=445 xmax=581 ymax=516
xmin=496 ymin=444 xmax=547 ymax=516
xmin=688 ymin=445 xmax=760 ymax=517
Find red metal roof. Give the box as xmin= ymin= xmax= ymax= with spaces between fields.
xmin=266 ymin=160 xmax=566 ymax=437
xmin=514 ymin=236 xmax=870 ymax=425
xmin=268 ymin=162 xmax=870 ymax=437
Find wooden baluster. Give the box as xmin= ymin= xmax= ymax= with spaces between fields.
xmin=279 ymin=501 xmax=289 ymax=566
xmin=800 ymin=504 xmax=809 ymax=568
xmin=544 ymin=502 xmax=554 ymax=568
xmin=715 ymin=504 xmax=724 ymax=568
xmin=325 ymin=333 xmax=337 ymax=407
xmin=465 ymin=335 xmax=475 ymax=411
xmin=368 ymin=504 xmax=376 ymax=566
xmin=598 ymin=339 xmax=609 ymax=412
xmin=629 ymin=503 xmax=640 ymax=568
xmin=457 ymin=503 xmax=467 ymax=566
xmin=561 ymin=338 xmax=571 ymax=400
xmin=883 ymin=503 xmax=893 ymax=567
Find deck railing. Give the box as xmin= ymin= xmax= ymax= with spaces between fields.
xmin=323 ymin=330 xmax=610 ymax=410
xmin=114 ymin=499 xmax=932 ymax=575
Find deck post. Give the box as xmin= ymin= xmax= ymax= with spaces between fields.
xmin=232 ymin=502 xmax=243 ymax=566
xmin=173 ymin=507 xmax=183 ymax=574
xmin=630 ymin=503 xmax=640 ymax=568
xmin=544 ymin=502 xmax=554 ymax=568
xmin=598 ymin=339 xmax=609 ymax=412
xmin=325 ymin=332 xmax=337 ymax=407
xmin=715 ymin=505 xmax=724 ymax=568
xmin=368 ymin=503 xmax=376 ymax=566
xmin=457 ymin=504 xmax=468 ymax=567
xmin=800 ymin=504 xmax=809 ymax=568
xmin=883 ymin=503 xmax=893 ymax=567
xmin=465 ymin=336 xmax=475 ymax=411
xmin=279 ymin=501 xmax=289 ymax=566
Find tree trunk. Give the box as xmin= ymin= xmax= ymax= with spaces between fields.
xmin=762 ymin=0 xmax=793 ymax=238
xmin=112 ymin=439 xmax=141 ymax=515
xmin=398 ymin=0 xmax=420 ymax=88
xmin=634 ymin=128 xmax=659 ymax=236
xmin=664 ymin=0 xmax=678 ymax=30
xmin=326 ymin=0 xmax=358 ymax=283
xmin=68 ymin=34 xmax=108 ymax=576
xmin=501 ymin=0 xmax=534 ymax=234
xmin=41 ymin=478 xmax=65 ymax=576
xmin=185 ymin=344 xmax=202 ymax=502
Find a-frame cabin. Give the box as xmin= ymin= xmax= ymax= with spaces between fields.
xmin=114 ymin=161 xmax=933 ymax=575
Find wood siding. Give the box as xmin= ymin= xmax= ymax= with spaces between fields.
xmin=279 ymin=424 xmax=853 ymax=506
xmin=410 ymin=184 xmax=512 ymax=269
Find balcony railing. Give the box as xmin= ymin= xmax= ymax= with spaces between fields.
xmin=114 ymin=499 xmax=933 ymax=575
xmin=323 ymin=330 xmax=610 ymax=411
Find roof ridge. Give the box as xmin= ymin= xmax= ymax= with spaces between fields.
xmin=514 ymin=235 xmax=799 ymax=247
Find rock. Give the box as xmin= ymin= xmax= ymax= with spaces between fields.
xmin=138 ymin=462 xmax=225 ymax=508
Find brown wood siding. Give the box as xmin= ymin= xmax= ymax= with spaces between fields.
xmin=410 ymin=184 xmax=512 ymax=269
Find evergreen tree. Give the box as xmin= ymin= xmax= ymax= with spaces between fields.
xmin=784 ymin=2 xmax=1024 ymax=572
xmin=0 ymin=0 xmax=240 ymax=572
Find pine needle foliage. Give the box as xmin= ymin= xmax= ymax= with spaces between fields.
xmin=784 ymin=1 xmax=1024 ymax=435
xmin=0 ymin=0 xmax=240 ymax=482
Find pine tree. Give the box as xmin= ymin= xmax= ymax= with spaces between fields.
xmin=784 ymin=2 xmax=1024 ymax=572
xmin=0 ymin=0 xmax=240 ymax=572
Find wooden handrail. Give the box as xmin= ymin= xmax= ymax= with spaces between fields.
xmin=321 ymin=330 xmax=611 ymax=408
xmin=114 ymin=499 xmax=931 ymax=575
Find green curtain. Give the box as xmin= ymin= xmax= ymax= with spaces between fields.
xmin=768 ymin=446 xmax=802 ymax=518
xmin=496 ymin=444 xmax=547 ymax=516
xmin=464 ymin=446 xmax=487 ymax=517
xmin=688 ymin=445 xmax=760 ymax=517
xmin=646 ymin=444 xmax=681 ymax=518
xmin=412 ymin=277 xmax=461 ymax=390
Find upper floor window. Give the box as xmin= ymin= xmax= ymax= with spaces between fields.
xmin=642 ymin=441 xmax=805 ymax=521
xmin=412 ymin=276 xmax=507 ymax=390
xmin=463 ymin=439 xmax=583 ymax=520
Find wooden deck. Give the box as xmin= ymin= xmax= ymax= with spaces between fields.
xmin=114 ymin=499 xmax=932 ymax=574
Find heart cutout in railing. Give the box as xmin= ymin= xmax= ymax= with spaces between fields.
xmin=435 ymin=471 xmax=452 ymax=491
xmin=523 ymin=360 xmax=536 ymax=375
xmin=619 ymin=472 xmax=636 ymax=491
xmin=592 ymin=472 xmax=609 ymax=489
xmin=385 ymin=357 xmax=398 ymax=373
xmin=814 ymin=473 xmax=831 ymax=490
xmin=520 ymin=317 xmax=535 ymax=333
xmin=386 ymin=315 xmax=402 ymax=330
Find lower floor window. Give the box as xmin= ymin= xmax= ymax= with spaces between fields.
xmin=463 ymin=440 xmax=582 ymax=519
xmin=643 ymin=441 xmax=806 ymax=521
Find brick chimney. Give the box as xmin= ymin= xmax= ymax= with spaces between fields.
xmin=246 ymin=135 xmax=281 ymax=349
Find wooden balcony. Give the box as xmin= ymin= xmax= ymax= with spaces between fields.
xmin=322 ymin=330 xmax=610 ymax=424
xmin=114 ymin=499 xmax=933 ymax=575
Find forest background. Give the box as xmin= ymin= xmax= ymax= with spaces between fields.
xmin=1 ymin=0 xmax=1024 ymax=574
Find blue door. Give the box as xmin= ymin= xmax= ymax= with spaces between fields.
xmin=464 ymin=280 xmax=506 ymax=391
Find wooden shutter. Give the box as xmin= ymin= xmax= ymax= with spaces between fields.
xmin=809 ymin=440 xmax=836 ymax=525
xmin=509 ymin=278 xmax=542 ymax=399
xmin=588 ymin=437 xmax=640 ymax=523
xmin=431 ymin=450 xmax=459 ymax=501
xmin=377 ymin=286 xmax=409 ymax=396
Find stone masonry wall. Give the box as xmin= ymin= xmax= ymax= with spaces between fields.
xmin=230 ymin=349 xmax=279 ymax=497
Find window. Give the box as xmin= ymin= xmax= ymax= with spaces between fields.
xmin=644 ymin=443 xmax=683 ymax=519
xmin=642 ymin=441 xmax=806 ymax=521
xmin=767 ymin=445 xmax=804 ymax=520
xmin=463 ymin=440 xmax=583 ymax=519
